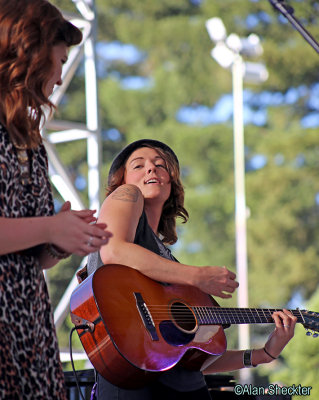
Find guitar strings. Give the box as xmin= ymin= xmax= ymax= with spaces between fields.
xmin=137 ymin=306 xmax=304 ymax=324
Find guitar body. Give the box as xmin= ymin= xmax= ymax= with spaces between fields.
xmin=70 ymin=264 xmax=227 ymax=389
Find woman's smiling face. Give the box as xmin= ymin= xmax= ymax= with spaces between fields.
xmin=124 ymin=146 xmax=171 ymax=206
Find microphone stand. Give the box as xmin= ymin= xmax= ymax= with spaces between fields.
xmin=268 ymin=0 xmax=319 ymax=54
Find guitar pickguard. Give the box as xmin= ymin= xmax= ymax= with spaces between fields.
xmin=194 ymin=325 xmax=220 ymax=344
xmin=159 ymin=320 xmax=195 ymax=346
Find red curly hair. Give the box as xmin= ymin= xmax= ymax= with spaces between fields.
xmin=0 ymin=0 xmax=82 ymax=148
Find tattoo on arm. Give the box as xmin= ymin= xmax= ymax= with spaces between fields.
xmin=111 ymin=186 xmax=139 ymax=202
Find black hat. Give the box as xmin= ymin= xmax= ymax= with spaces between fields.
xmin=108 ymin=139 xmax=179 ymax=185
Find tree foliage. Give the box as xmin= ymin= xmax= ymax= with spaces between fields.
xmin=269 ymin=290 xmax=319 ymax=399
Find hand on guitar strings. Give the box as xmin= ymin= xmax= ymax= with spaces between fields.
xmin=193 ymin=265 xmax=239 ymax=298
xmin=264 ymin=308 xmax=297 ymax=361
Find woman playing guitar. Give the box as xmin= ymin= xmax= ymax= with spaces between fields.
xmin=86 ymin=139 xmax=296 ymax=399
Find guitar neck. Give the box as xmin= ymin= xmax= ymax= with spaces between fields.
xmin=193 ymin=307 xmax=304 ymax=326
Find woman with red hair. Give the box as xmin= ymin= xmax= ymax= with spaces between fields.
xmin=0 ymin=0 xmax=111 ymax=398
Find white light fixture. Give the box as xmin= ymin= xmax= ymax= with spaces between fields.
xmin=211 ymin=42 xmax=235 ymax=69
xmin=239 ymin=33 xmax=263 ymax=57
xmin=205 ymin=17 xmax=227 ymax=42
xmin=226 ymin=33 xmax=242 ymax=53
xmin=206 ymin=19 xmax=268 ymax=83
xmin=243 ymin=62 xmax=269 ymax=83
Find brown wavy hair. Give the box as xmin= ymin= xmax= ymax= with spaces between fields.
xmin=107 ymin=144 xmax=189 ymax=245
xmin=0 ymin=0 xmax=82 ymax=148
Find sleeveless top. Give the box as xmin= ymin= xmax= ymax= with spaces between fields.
xmin=87 ymin=210 xmax=206 ymax=392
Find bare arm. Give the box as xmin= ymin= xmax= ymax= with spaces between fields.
xmin=99 ymin=184 xmax=238 ymax=298
xmin=204 ymin=309 xmax=297 ymax=373
xmin=0 ymin=215 xmax=56 ymax=255
xmin=0 ymin=201 xmax=112 ymax=269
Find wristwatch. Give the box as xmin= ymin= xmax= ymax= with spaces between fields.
xmin=243 ymin=349 xmax=257 ymax=368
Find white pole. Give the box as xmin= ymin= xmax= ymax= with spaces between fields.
xmin=84 ymin=0 xmax=101 ymax=211
xmin=232 ymin=55 xmax=251 ymax=384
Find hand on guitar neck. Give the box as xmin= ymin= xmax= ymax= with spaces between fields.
xmin=264 ymin=308 xmax=297 ymax=359
xmin=203 ymin=308 xmax=297 ymax=374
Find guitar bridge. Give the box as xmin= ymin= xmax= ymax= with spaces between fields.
xmin=134 ymin=292 xmax=159 ymax=341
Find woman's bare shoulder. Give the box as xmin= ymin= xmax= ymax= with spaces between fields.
xmin=109 ymin=184 xmax=143 ymax=203
xmin=99 ymin=184 xmax=144 ymax=217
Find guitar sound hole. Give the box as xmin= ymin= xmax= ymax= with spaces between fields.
xmin=170 ymin=302 xmax=197 ymax=333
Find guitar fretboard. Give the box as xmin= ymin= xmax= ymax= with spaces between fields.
xmin=192 ymin=307 xmax=304 ymax=325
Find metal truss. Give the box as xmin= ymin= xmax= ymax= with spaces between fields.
xmin=42 ymin=0 xmax=100 ymax=330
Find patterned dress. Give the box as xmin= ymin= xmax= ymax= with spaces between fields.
xmin=0 ymin=124 xmax=66 ymax=399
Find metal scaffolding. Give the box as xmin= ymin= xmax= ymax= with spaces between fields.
xmin=42 ymin=0 xmax=100 ymax=330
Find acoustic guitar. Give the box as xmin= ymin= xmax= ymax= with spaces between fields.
xmin=70 ymin=264 xmax=319 ymax=389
